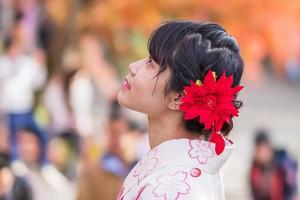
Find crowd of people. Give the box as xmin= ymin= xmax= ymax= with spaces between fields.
xmin=0 ymin=1 xmax=148 ymax=200
xmin=0 ymin=1 xmax=298 ymax=200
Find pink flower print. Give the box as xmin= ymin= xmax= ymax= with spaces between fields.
xmin=134 ymin=185 xmax=146 ymax=200
xmin=124 ymin=186 xmax=146 ymax=200
xmin=152 ymin=171 xmax=191 ymax=200
xmin=188 ymin=139 xmax=215 ymax=165
xmin=134 ymin=148 xmax=158 ymax=182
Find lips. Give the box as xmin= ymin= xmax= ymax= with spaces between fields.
xmin=122 ymin=78 xmax=131 ymax=90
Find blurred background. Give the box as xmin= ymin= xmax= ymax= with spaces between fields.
xmin=0 ymin=0 xmax=299 ymax=199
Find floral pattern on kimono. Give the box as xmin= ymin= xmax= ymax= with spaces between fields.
xmin=188 ymin=140 xmax=216 ymax=164
xmin=152 ymin=171 xmax=191 ymax=199
xmin=118 ymin=138 xmax=235 ymax=200
xmin=133 ymin=148 xmax=159 ymax=182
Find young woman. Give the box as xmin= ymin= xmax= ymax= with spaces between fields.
xmin=117 ymin=20 xmax=244 ymax=200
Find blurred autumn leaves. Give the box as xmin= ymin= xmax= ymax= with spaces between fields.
xmin=44 ymin=0 xmax=300 ymax=82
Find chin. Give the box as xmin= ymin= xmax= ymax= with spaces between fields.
xmin=117 ymin=91 xmax=144 ymax=113
xmin=117 ymin=91 xmax=132 ymax=109
xmin=117 ymin=91 xmax=125 ymax=105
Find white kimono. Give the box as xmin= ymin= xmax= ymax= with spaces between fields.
xmin=117 ymin=138 xmax=235 ymax=200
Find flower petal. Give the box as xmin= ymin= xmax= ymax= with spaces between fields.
xmin=203 ymin=70 xmax=217 ymax=91
xmin=179 ymin=69 xmax=244 ymax=152
xmin=209 ymin=131 xmax=225 ymax=155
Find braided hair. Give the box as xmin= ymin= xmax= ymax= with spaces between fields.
xmin=148 ymin=20 xmax=244 ymax=137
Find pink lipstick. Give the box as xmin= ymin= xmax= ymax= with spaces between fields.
xmin=122 ymin=78 xmax=131 ymax=90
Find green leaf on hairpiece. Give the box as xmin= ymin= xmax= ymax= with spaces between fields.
xmin=212 ymin=72 xmax=217 ymax=80
xmin=196 ymin=80 xmax=203 ymax=85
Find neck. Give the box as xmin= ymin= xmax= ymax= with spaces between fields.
xmin=148 ymin=111 xmax=203 ymax=149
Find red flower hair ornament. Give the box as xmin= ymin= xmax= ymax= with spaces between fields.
xmin=179 ymin=70 xmax=244 ymax=155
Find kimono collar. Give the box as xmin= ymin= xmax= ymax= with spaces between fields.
xmin=151 ymin=138 xmax=235 ymax=174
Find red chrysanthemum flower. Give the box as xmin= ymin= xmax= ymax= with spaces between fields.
xmin=179 ymin=70 xmax=243 ymax=155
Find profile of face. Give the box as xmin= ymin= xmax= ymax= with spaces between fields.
xmin=118 ymin=20 xmax=244 ymax=135
xmin=117 ymin=57 xmax=174 ymax=117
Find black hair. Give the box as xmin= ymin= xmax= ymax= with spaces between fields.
xmin=254 ymin=129 xmax=270 ymax=145
xmin=0 ymin=152 xmax=11 ymax=169
xmin=148 ymin=20 xmax=244 ymax=137
xmin=18 ymin=126 xmax=37 ymax=135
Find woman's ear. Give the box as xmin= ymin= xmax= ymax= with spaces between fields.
xmin=168 ymin=91 xmax=184 ymax=110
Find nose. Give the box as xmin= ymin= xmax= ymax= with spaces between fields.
xmin=129 ymin=62 xmax=138 ymax=76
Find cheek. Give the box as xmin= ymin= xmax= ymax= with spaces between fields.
xmin=118 ymin=66 xmax=170 ymax=115
xmin=129 ymin=78 xmax=156 ymax=109
xmin=118 ymin=78 xmax=161 ymax=114
xmin=132 ymin=76 xmax=169 ymax=115
xmin=133 ymin=77 xmax=154 ymax=97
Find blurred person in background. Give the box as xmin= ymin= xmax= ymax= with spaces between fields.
xmin=70 ymin=33 xmax=119 ymax=138
xmin=250 ymin=129 xmax=298 ymax=200
xmin=101 ymin=101 xmax=139 ymax=178
xmin=0 ymin=35 xmax=48 ymax=166
xmin=16 ymin=127 xmax=75 ymax=200
xmin=47 ymin=130 xmax=80 ymax=182
xmin=0 ymin=152 xmax=32 ymax=200
xmin=0 ymin=0 xmax=13 ymax=40
xmin=17 ymin=127 xmax=42 ymax=170
xmin=43 ymin=73 xmax=75 ymax=135
xmin=16 ymin=127 xmax=47 ymax=199
xmin=12 ymin=0 xmax=41 ymax=53
xmin=76 ymin=102 xmax=140 ymax=200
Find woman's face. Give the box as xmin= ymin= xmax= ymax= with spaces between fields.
xmin=117 ymin=56 xmax=171 ymax=117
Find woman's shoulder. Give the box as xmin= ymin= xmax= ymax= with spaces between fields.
xmin=120 ymin=164 xmax=224 ymax=200
xmin=120 ymin=138 xmax=233 ymax=199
